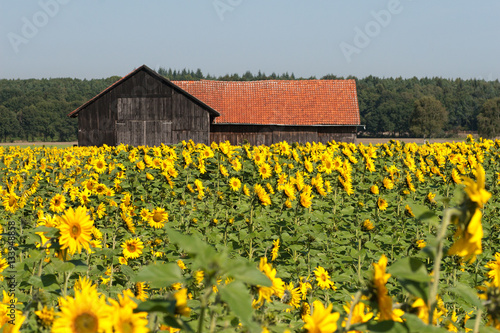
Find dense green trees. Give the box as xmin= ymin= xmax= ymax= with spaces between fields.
xmin=478 ymin=97 xmax=500 ymax=139
xmin=0 ymin=77 xmax=119 ymax=142
xmin=0 ymin=69 xmax=499 ymax=142
xmin=409 ymin=96 xmax=448 ymax=138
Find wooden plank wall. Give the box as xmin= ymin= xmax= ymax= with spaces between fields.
xmin=77 ymin=69 xmax=211 ymax=146
xmin=210 ymin=125 xmax=357 ymax=145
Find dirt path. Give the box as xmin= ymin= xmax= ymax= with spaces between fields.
xmin=0 ymin=141 xmax=77 ymax=146
xmin=356 ymin=138 xmax=468 ymax=145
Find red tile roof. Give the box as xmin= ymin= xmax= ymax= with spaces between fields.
xmin=172 ymin=80 xmax=359 ymax=126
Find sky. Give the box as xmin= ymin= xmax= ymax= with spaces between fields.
xmin=1 ymin=0 xmax=499 ymax=81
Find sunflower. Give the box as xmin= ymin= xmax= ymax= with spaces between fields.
xmin=135 ymin=282 xmax=149 ymax=301
xmin=259 ymin=163 xmax=273 ymax=179
xmin=271 ymin=238 xmax=280 ymax=261
xmin=415 ymin=239 xmax=426 ymax=249
xmin=362 ymin=219 xmax=375 ymax=231
xmin=93 ymin=157 xmax=108 ymax=174
xmin=50 ymin=194 xmax=67 ymax=213
xmin=382 ymin=177 xmax=394 ymax=190
xmin=300 ymin=186 xmax=314 ymax=208
xmin=485 ymin=252 xmax=500 ymax=287
xmin=121 ymin=238 xmax=144 ymax=259
xmin=283 ymin=183 xmax=296 ymax=201
xmin=405 ymin=204 xmax=415 ymax=217
xmin=174 ymin=288 xmax=191 ymax=317
xmin=93 ymin=184 xmax=107 ymax=196
xmin=229 ymin=177 xmax=241 ymax=191
xmin=303 ymin=301 xmax=340 ymax=333
xmin=320 ymin=158 xmax=334 ymax=174
xmin=176 ymin=259 xmax=187 ymax=270
xmin=148 ymin=208 xmax=168 ymax=228
xmin=219 ymin=164 xmax=229 ymax=177
xmin=448 ymin=164 xmax=491 ymax=263
xmin=35 ymin=305 xmax=55 ymax=328
xmin=372 ymin=255 xmax=404 ymax=322
xmin=342 ymin=297 xmax=373 ymax=328
xmin=230 ymin=158 xmax=242 ymax=171
xmin=255 ymin=257 xmax=285 ymax=305
xmin=74 ymin=276 xmax=96 ymax=293
xmin=299 ymin=277 xmax=312 ymax=300
xmin=377 ymin=197 xmax=388 ymax=211
xmin=58 ymin=206 xmax=94 ymax=255
xmin=62 ymin=153 xmax=76 ymax=167
xmin=95 ymin=203 xmax=106 ymax=219
xmin=194 ymin=270 xmax=204 ymax=285
xmin=111 ymin=304 xmax=149 ymax=333
xmin=282 ymin=282 xmax=301 ymax=310
xmin=2 ymin=191 xmax=19 ymax=213
xmin=52 ymin=287 xmax=112 ymax=333
xmin=313 ymin=266 xmax=336 ymax=290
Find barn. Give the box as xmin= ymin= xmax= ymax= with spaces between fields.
xmin=68 ymin=65 xmax=220 ymax=146
xmin=69 ymin=65 xmax=360 ymax=146
xmin=173 ymin=79 xmax=360 ymax=145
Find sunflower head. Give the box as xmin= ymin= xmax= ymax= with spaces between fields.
xmin=57 ymin=206 xmax=94 ymax=255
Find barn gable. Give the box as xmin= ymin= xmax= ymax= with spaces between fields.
xmin=68 ymin=65 xmax=219 ymax=146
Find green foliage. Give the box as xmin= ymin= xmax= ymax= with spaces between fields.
xmin=478 ymin=97 xmax=500 ymax=139
xmin=409 ymin=96 xmax=448 ymax=138
xmin=2 ymin=71 xmax=500 ymax=142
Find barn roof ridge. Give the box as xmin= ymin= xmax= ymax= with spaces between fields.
xmin=67 ymin=65 xmax=220 ymax=118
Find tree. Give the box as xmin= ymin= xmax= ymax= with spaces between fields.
xmin=409 ymin=96 xmax=448 ymax=138
xmin=0 ymin=106 xmax=20 ymax=142
xmin=478 ymin=97 xmax=500 ymax=139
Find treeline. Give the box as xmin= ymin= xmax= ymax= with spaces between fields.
xmin=0 ymin=77 xmax=120 ymax=142
xmin=1 ymin=69 xmax=499 ymax=142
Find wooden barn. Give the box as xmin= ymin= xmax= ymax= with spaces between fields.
xmin=173 ymin=79 xmax=360 ymax=145
xmin=69 ymin=65 xmax=360 ymax=146
xmin=68 ymin=65 xmax=220 ymax=146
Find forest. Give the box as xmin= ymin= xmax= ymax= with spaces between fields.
xmin=1 ymin=68 xmax=499 ymax=142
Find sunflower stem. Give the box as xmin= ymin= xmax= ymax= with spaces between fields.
xmin=248 ymin=205 xmax=254 ymax=261
xmin=37 ymin=257 xmax=43 ymax=277
xmin=344 ymin=291 xmax=362 ymax=333
xmin=428 ymin=207 xmax=458 ymax=325
xmin=473 ymin=308 xmax=482 ymax=333
xmin=62 ymin=270 xmax=72 ymax=297
xmin=357 ymin=230 xmax=362 ymax=284
xmin=109 ymin=234 xmax=117 ymax=287
xmin=197 ymin=286 xmax=213 ymax=333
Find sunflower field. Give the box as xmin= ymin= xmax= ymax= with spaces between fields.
xmin=0 ymin=136 xmax=500 ymax=333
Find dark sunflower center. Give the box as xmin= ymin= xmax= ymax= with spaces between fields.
xmin=121 ymin=321 xmax=134 ymax=333
xmin=153 ymin=212 xmax=163 ymax=223
xmin=73 ymin=312 xmax=98 ymax=333
xmin=8 ymin=196 xmax=16 ymax=206
xmin=71 ymin=225 xmax=81 ymax=237
xmin=127 ymin=244 xmax=137 ymax=252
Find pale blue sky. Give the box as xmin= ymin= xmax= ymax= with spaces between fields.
xmin=1 ymin=1 xmax=499 ymax=80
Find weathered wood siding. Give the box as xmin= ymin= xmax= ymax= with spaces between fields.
xmin=77 ymin=69 xmax=211 ymax=146
xmin=210 ymin=125 xmax=357 ymax=145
